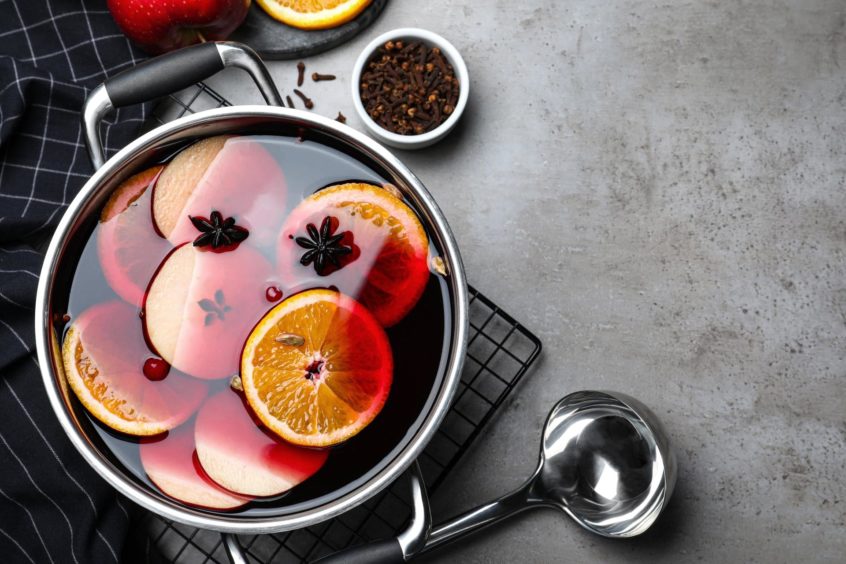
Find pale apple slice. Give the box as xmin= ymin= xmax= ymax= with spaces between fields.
xmin=195 ymin=390 xmax=328 ymax=497
xmin=153 ymin=135 xmax=286 ymax=248
xmin=140 ymin=425 xmax=251 ymax=510
xmin=144 ymin=244 xmax=274 ymax=380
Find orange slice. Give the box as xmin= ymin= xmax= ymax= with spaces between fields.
xmin=277 ymin=183 xmax=430 ymax=327
xmin=241 ymin=289 xmax=392 ymax=447
xmin=61 ymin=301 xmax=206 ymax=436
xmin=255 ymin=0 xmax=372 ymax=30
xmin=97 ymin=165 xmax=172 ymax=306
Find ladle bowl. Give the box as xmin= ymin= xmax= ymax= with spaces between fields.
xmin=531 ymin=390 xmax=676 ymax=538
xmin=420 ymin=390 xmax=677 ymax=554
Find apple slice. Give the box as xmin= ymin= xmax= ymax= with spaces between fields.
xmin=98 ymin=166 xmax=172 ymax=306
xmin=195 ymin=390 xmax=328 ymax=497
xmin=153 ymin=135 xmax=286 ymax=249
xmin=144 ymin=244 xmax=274 ymax=380
xmin=140 ymin=425 xmax=251 ymax=510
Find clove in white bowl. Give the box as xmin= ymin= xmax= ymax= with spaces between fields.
xmin=351 ymin=28 xmax=470 ymax=150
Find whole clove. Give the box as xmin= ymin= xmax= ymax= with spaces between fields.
xmin=293 ymin=89 xmax=314 ymax=109
xmin=335 ymin=111 xmax=347 ymax=123
xmin=359 ymin=40 xmax=459 ymax=135
xmin=286 ymin=95 xmax=295 ymax=108
xmin=312 ymin=72 xmax=336 ymax=82
xmin=296 ymin=61 xmax=305 ymax=87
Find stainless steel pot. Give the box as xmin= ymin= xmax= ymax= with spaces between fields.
xmin=34 ymin=42 xmax=468 ymax=547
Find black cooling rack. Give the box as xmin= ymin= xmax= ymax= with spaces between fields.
xmin=140 ymin=84 xmax=542 ymax=563
xmin=144 ymin=82 xmax=232 ymax=129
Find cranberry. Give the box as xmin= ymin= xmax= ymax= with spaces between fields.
xmin=265 ymin=285 xmax=283 ymax=302
xmin=143 ymin=357 xmax=170 ymax=381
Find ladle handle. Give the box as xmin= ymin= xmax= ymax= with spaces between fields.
xmin=418 ymin=484 xmax=536 ymax=556
xmin=82 ymin=41 xmax=282 ymax=169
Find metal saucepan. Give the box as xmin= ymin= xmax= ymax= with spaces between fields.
xmin=34 ymin=42 xmax=468 ymax=555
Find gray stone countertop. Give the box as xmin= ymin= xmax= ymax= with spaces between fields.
xmin=206 ymin=1 xmax=845 ymax=561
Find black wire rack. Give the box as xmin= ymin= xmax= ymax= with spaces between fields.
xmin=144 ymin=82 xmax=233 ymax=129
xmin=140 ymin=84 xmax=543 ymax=563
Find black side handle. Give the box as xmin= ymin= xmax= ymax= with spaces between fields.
xmin=104 ymin=42 xmax=223 ymax=107
xmin=83 ymin=41 xmax=280 ymax=169
xmin=311 ymin=537 xmax=405 ymax=564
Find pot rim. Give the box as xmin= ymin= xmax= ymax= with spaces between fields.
xmin=34 ymin=105 xmax=468 ymax=533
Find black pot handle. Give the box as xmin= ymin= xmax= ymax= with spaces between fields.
xmin=311 ymin=537 xmax=405 ymax=564
xmin=308 ymin=461 xmax=431 ymax=563
xmin=82 ymin=41 xmax=282 ymax=169
xmin=221 ymin=462 xmax=431 ymax=564
xmin=104 ymin=42 xmax=224 ymax=107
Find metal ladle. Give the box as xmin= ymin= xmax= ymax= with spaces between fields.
xmin=419 ymin=390 xmax=677 ymax=554
xmin=306 ymin=390 xmax=676 ymax=562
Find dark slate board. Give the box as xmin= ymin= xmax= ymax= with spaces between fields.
xmin=230 ymin=0 xmax=387 ymax=60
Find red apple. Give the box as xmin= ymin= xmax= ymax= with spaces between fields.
xmin=107 ymin=0 xmax=252 ymax=54
xmin=195 ymin=391 xmax=328 ymax=497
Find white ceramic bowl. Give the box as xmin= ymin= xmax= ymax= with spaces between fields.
xmin=351 ymin=28 xmax=469 ymax=150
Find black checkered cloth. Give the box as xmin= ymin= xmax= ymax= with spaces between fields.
xmin=0 ymin=1 xmax=158 ymax=563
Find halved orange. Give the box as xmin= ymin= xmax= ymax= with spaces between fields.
xmin=62 ymin=301 xmax=206 ymax=436
xmin=277 ymin=183 xmax=430 ymax=327
xmin=255 ymin=0 xmax=372 ymax=30
xmin=241 ymin=289 xmax=392 ymax=447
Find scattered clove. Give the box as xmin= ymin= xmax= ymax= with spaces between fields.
xmin=293 ymin=88 xmax=314 ymax=109
xmin=296 ymin=61 xmax=305 ymax=87
xmin=286 ymin=94 xmax=295 ymax=108
xmin=335 ymin=111 xmax=347 ymax=123
xmin=359 ymin=40 xmax=459 ymax=135
xmin=312 ymin=72 xmax=336 ymax=82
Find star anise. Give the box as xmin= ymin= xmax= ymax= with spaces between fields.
xmin=189 ymin=211 xmax=249 ymax=249
xmin=295 ymin=216 xmax=351 ymax=274
xmin=198 ymin=289 xmax=231 ymax=326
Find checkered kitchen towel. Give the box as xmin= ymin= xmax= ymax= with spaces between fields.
xmin=0 ymin=1 xmax=160 ymax=562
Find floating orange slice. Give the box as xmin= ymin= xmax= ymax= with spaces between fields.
xmin=241 ymin=289 xmax=392 ymax=447
xmin=277 ymin=183 xmax=430 ymax=327
xmin=61 ymin=301 xmax=206 ymax=436
xmin=97 ymin=166 xmax=171 ymax=306
xmin=255 ymin=0 xmax=372 ymax=30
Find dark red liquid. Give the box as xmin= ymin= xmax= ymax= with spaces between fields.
xmin=57 ymin=134 xmax=452 ymax=516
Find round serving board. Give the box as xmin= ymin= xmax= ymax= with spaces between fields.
xmin=230 ymin=0 xmax=388 ymax=60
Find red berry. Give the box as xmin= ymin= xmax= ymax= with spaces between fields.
xmin=265 ymin=285 xmax=283 ymax=302
xmin=143 ymin=357 xmax=170 ymax=381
